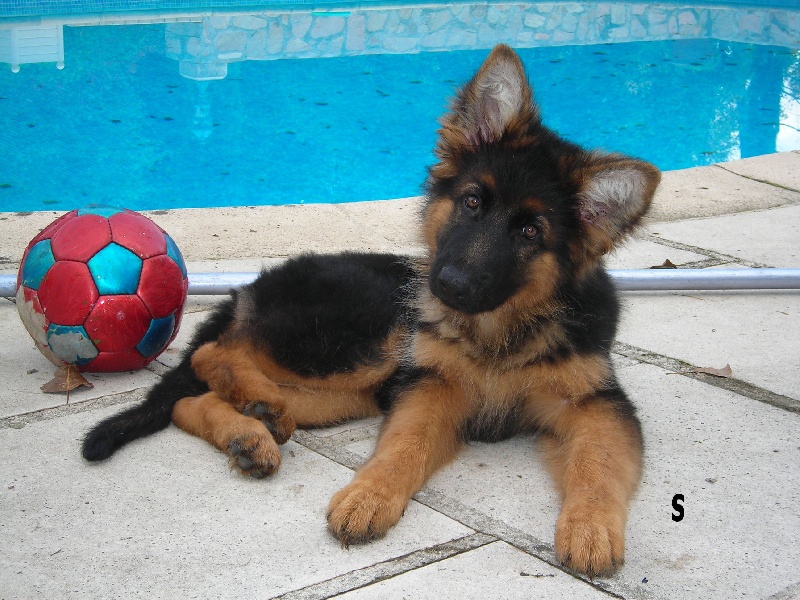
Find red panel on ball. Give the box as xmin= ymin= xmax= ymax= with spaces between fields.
xmin=84 ymin=295 xmax=151 ymax=352
xmin=138 ymin=255 xmax=187 ymax=319
xmin=84 ymin=349 xmax=149 ymax=373
xmin=110 ymin=211 xmax=167 ymax=259
xmin=51 ymin=214 xmax=112 ymax=262
xmin=30 ymin=210 xmax=78 ymax=246
xmin=37 ymin=262 xmax=99 ymax=325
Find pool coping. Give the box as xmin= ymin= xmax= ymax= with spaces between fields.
xmin=2 ymin=151 xmax=800 ymax=275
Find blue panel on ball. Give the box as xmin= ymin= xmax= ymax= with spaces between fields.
xmin=47 ymin=324 xmax=98 ymax=365
xmin=78 ymin=204 xmax=124 ymax=218
xmin=164 ymin=234 xmax=187 ymax=278
xmin=87 ymin=242 xmax=142 ymax=295
xmin=136 ymin=314 xmax=175 ymax=358
xmin=21 ymin=239 xmax=56 ymax=290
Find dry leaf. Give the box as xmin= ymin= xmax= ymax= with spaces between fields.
xmin=41 ymin=365 xmax=94 ymax=400
xmin=668 ymin=364 xmax=733 ymax=378
xmin=690 ymin=364 xmax=733 ymax=378
xmin=650 ymin=259 xmax=677 ymax=269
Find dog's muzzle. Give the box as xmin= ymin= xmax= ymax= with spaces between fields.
xmin=431 ymin=263 xmax=495 ymax=314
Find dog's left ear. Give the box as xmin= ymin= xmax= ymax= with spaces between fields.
xmin=573 ymin=153 xmax=661 ymax=258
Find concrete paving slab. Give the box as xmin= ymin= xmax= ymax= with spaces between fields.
xmin=144 ymin=201 xmax=419 ymax=263
xmin=620 ymin=363 xmax=800 ymax=600
xmin=606 ymin=237 xmax=710 ymax=270
xmin=0 ymin=405 xmax=472 ymax=600
xmin=334 ymin=196 xmax=425 ymax=255
xmin=311 ymin=417 xmax=382 ymax=441
xmin=338 ymin=362 xmax=800 ymax=600
xmin=0 ymin=210 xmax=64 ymax=269
xmin=337 ymin=541 xmax=611 ymax=599
xmin=617 ymin=290 xmax=799 ymax=400
xmin=0 ymin=300 xmax=159 ymax=418
xmin=717 ymin=152 xmax=800 ymax=192
xmin=2 ymin=152 xmax=799 ymax=600
xmin=647 ymin=204 xmax=800 ymax=268
xmin=0 ymin=202 xmax=422 ymax=269
xmin=184 ymin=257 xmax=283 ymax=274
xmin=648 ymin=165 xmax=800 ymax=223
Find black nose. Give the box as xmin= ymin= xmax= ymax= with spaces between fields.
xmin=435 ymin=264 xmax=473 ymax=306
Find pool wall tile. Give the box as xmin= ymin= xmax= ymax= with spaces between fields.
xmin=154 ymin=2 xmax=800 ymax=78
xmin=1 ymin=2 xmax=798 ymax=81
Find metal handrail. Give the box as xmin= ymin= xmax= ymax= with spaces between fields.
xmin=3 ymin=268 xmax=800 ymax=298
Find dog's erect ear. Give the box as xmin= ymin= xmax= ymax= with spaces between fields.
xmin=573 ymin=153 xmax=661 ymax=259
xmin=433 ymin=45 xmax=539 ymax=175
xmin=455 ymin=44 xmax=537 ymax=146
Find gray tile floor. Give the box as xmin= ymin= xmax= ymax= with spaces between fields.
xmin=1 ymin=152 xmax=799 ymax=599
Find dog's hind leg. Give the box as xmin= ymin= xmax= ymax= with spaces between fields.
xmin=181 ymin=340 xmax=391 ymax=477
xmin=189 ymin=341 xmax=297 ymax=444
xmin=173 ymin=391 xmax=283 ymax=478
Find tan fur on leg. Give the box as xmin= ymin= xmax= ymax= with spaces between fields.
xmin=173 ymin=392 xmax=282 ymax=477
xmin=327 ymin=376 xmax=469 ymax=545
xmin=539 ymin=400 xmax=642 ymax=577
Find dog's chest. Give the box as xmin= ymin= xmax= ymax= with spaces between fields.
xmin=460 ymin=370 xmax=538 ymax=441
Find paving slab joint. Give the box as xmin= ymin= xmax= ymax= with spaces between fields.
xmin=713 ymin=163 xmax=800 ymax=196
xmin=292 ymin=429 xmax=366 ymax=471
xmin=273 ymin=532 xmax=496 ymax=600
xmin=0 ymin=387 xmax=147 ymax=429
xmin=613 ymin=342 xmax=800 ymax=414
xmin=411 ymin=487 xmax=649 ymax=599
xmin=762 ymin=580 xmax=800 ymax=600
xmin=642 ymin=234 xmax=773 ymax=268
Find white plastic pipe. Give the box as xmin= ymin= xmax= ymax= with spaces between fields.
xmin=3 ymin=269 xmax=800 ymax=298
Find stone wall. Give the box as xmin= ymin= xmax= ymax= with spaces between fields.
xmin=164 ymin=2 xmax=799 ymax=78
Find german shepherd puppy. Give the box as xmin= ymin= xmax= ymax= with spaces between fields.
xmin=83 ymin=44 xmax=660 ymax=577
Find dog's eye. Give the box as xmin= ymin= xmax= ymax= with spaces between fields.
xmin=463 ymin=195 xmax=481 ymax=211
xmin=521 ymin=224 xmax=538 ymax=240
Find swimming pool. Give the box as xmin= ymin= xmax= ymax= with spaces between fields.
xmin=1 ymin=2 xmax=799 ymax=211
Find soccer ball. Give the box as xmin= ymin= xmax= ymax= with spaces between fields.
xmin=16 ymin=205 xmax=188 ymax=373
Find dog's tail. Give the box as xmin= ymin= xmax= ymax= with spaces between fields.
xmin=81 ymin=357 xmax=207 ymax=461
xmin=81 ymin=298 xmax=236 ymax=462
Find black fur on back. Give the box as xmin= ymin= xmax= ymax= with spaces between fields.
xmin=81 ymin=252 xmax=414 ymax=461
xmin=233 ymin=253 xmax=414 ymax=377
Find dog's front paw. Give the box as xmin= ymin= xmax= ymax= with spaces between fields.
xmin=555 ymin=503 xmax=626 ymax=577
xmin=326 ymin=480 xmax=407 ymax=546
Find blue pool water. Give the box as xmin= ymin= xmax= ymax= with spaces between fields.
xmin=1 ymin=18 xmax=799 ymax=211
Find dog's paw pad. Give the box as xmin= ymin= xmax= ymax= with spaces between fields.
xmin=227 ymin=435 xmax=281 ymax=478
xmin=244 ymin=402 xmax=296 ymax=445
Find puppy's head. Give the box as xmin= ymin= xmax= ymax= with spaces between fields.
xmin=422 ymin=44 xmax=660 ymax=317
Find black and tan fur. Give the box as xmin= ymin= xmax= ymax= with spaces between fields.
xmin=82 ymin=45 xmax=660 ymax=577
